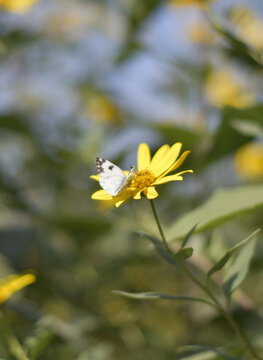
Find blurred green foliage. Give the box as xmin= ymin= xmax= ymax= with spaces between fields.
xmin=0 ymin=0 xmax=263 ymax=359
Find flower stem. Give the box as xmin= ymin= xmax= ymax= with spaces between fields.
xmin=149 ymin=199 xmax=262 ymax=360
xmin=149 ymin=199 xmax=170 ymax=251
xmin=180 ymin=263 xmax=262 ymax=360
xmin=7 ymin=335 xmax=30 ymax=360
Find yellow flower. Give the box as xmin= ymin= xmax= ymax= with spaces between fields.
xmin=204 ymin=69 xmax=254 ymax=108
xmin=168 ymin=0 xmax=213 ymax=9
xmin=0 ymin=0 xmax=38 ymax=12
xmin=85 ymin=93 xmax=121 ymax=125
xmin=231 ymin=7 xmax=263 ymax=51
xmin=91 ymin=142 xmax=193 ymax=207
xmin=188 ymin=21 xmax=214 ymax=45
xmin=234 ymin=143 xmax=263 ymax=180
xmin=0 ymin=273 xmax=36 ymax=304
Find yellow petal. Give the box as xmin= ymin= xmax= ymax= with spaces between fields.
xmin=133 ymin=190 xmax=142 ymax=199
xmin=91 ymin=187 xmax=134 ymax=207
xmin=153 ymin=170 xmax=193 ymax=185
xmin=90 ymin=174 xmax=100 ymax=181
xmin=144 ymin=187 xmax=159 ymax=199
xmin=114 ymin=188 xmax=135 ymax=206
xmin=149 ymin=144 xmax=170 ymax=171
xmin=150 ymin=143 xmax=182 ymax=177
xmin=0 ymin=273 xmax=36 ymax=303
xmin=115 ymin=200 xmax=126 ymax=207
xmin=91 ymin=190 xmax=113 ymax=200
xmin=168 ymin=151 xmax=191 ymax=174
xmin=137 ymin=143 xmax=151 ymax=171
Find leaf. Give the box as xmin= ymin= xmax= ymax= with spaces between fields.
xmin=231 ymin=119 xmax=263 ymax=138
xmin=174 ymin=247 xmax=193 ymax=262
xmin=136 ymin=232 xmax=193 ymax=264
xmin=204 ymin=111 xmax=252 ymax=166
xmin=207 ymin=229 xmax=261 ymax=279
xmin=177 ymin=352 xmax=214 ymax=360
xmin=223 ymin=236 xmax=258 ymax=298
xmin=209 ymin=12 xmax=262 ymax=69
xmin=177 ymin=345 xmax=241 ymax=360
xmin=167 ymin=185 xmax=263 ymax=241
xmin=181 ymin=224 xmax=198 ymax=248
xmin=113 ymin=291 xmax=214 ymax=307
xmin=25 ymin=329 xmax=54 ymax=360
xmin=199 ymin=104 xmax=263 ymax=168
xmin=135 ymin=231 xmax=178 ymax=266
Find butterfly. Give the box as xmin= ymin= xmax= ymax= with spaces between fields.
xmin=95 ymin=157 xmax=135 ymax=196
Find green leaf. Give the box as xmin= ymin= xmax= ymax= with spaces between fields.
xmin=25 ymin=329 xmax=54 ymax=360
xmin=174 ymin=247 xmax=193 ymax=262
xmin=167 ymin=185 xmax=263 ymax=241
xmin=223 ymin=236 xmax=258 ymax=298
xmin=219 ymin=29 xmax=262 ymax=69
xmin=208 ymin=11 xmax=262 ymax=69
xmin=198 ymin=104 xmax=263 ymax=169
xmin=207 ymin=229 xmax=261 ymax=279
xmin=177 ymin=352 xmax=214 ymax=360
xmin=113 ymin=291 xmax=214 ymax=307
xmin=204 ymin=111 xmax=251 ymax=166
xmin=136 ymin=232 xmax=193 ymax=264
xmin=177 ymin=345 xmax=241 ymax=360
xmin=231 ymin=119 xmax=263 ymax=138
xmin=135 ymin=231 xmax=178 ymax=266
xmin=181 ymin=224 xmax=198 ymax=248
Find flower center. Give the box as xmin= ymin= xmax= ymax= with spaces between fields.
xmin=132 ymin=170 xmax=155 ymax=188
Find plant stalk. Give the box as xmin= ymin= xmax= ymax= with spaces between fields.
xmin=149 ymin=199 xmax=170 ymax=251
xmin=149 ymin=199 xmax=262 ymax=360
xmin=7 ymin=335 xmax=30 ymax=360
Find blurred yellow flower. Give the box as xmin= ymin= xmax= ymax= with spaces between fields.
xmin=0 ymin=0 xmax=38 ymax=12
xmin=44 ymin=8 xmax=89 ymax=40
xmin=231 ymin=7 xmax=263 ymax=50
xmin=0 ymin=273 xmax=36 ymax=303
xmin=91 ymin=142 xmax=193 ymax=207
xmin=86 ymin=94 xmax=121 ymax=125
xmin=168 ymin=0 xmax=213 ymax=8
xmin=188 ymin=22 xmax=214 ymax=44
xmin=204 ymin=70 xmax=254 ymax=108
xmin=235 ymin=143 xmax=263 ymax=180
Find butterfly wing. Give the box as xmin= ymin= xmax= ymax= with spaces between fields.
xmin=96 ymin=157 xmax=127 ymax=196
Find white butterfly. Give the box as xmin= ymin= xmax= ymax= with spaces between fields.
xmin=96 ymin=157 xmax=135 ymax=196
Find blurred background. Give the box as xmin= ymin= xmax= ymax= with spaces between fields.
xmin=0 ymin=0 xmax=263 ymax=359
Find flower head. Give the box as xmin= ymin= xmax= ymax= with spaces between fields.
xmin=0 ymin=0 xmax=38 ymax=12
xmin=0 ymin=273 xmax=36 ymax=304
xmin=168 ymin=0 xmax=214 ymax=9
xmin=91 ymin=142 xmax=193 ymax=207
xmin=204 ymin=69 xmax=254 ymax=109
xmin=235 ymin=142 xmax=263 ymax=180
xmin=231 ymin=7 xmax=263 ymax=51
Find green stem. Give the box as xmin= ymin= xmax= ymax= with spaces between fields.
xmin=7 ymin=335 xmax=30 ymax=360
xmin=149 ymin=199 xmax=170 ymax=252
xmin=149 ymin=199 xmax=262 ymax=360
xmin=181 ymin=263 xmax=262 ymax=360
